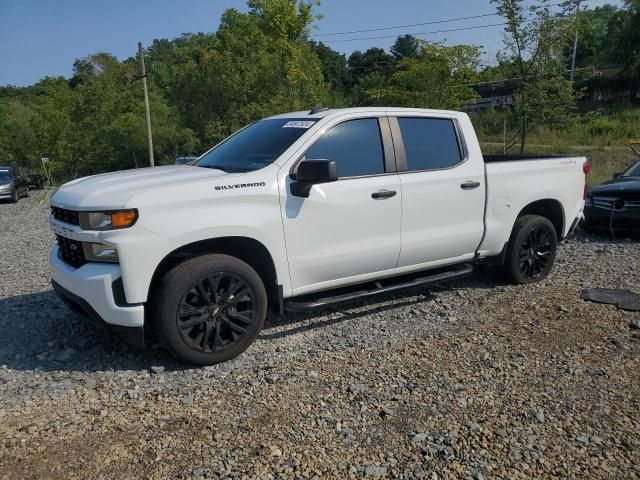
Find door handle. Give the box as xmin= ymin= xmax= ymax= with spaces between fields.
xmin=371 ymin=190 xmax=397 ymax=199
xmin=460 ymin=181 xmax=481 ymax=190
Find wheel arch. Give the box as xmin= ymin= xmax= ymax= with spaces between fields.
xmin=148 ymin=236 xmax=281 ymax=311
xmin=515 ymin=198 xmax=565 ymax=240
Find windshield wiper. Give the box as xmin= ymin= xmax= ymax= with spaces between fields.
xmin=199 ymin=165 xmax=252 ymax=173
xmin=198 ymin=165 xmax=232 ymax=172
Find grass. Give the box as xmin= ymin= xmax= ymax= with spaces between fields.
xmin=473 ymin=107 xmax=640 ymax=185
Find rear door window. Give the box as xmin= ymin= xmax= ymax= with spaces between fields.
xmin=397 ymin=118 xmax=463 ymax=171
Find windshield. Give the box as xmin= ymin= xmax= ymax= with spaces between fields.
xmin=196 ymin=118 xmax=317 ymax=173
xmin=623 ymin=161 xmax=640 ymax=177
xmin=0 ymin=170 xmax=12 ymax=181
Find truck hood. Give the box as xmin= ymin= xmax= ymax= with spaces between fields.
xmin=51 ymin=165 xmax=229 ymax=210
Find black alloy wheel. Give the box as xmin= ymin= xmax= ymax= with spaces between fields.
xmin=518 ymin=227 xmax=553 ymax=279
xmin=152 ymin=254 xmax=267 ymax=365
xmin=177 ymin=273 xmax=257 ymax=354
xmin=504 ymin=215 xmax=557 ymax=284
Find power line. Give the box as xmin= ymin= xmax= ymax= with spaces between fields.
xmin=320 ymin=23 xmax=507 ymax=43
xmin=311 ymin=1 xmax=571 ymax=39
xmin=311 ymin=13 xmax=499 ymax=37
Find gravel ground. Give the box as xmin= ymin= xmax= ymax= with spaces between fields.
xmin=0 ymin=191 xmax=639 ymax=479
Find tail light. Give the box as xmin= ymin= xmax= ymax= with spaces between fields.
xmin=583 ymin=162 xmax=590 ymax=199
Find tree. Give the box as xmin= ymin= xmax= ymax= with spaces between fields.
xmin=309 ymin=40 xmax=351 ymax=93
xmin=391 ymin=34 xmax=420 ymax=60
xmin=618 ymin=0 xmax=640 ymax=98
xmin=571 ymin=5 xmax=623 ymax=68
xmin=492 ymin=0 xmax=579 ymax=153
xmin=348 ymin=48 xmax=396 ymax=84
xmin=366 ymin=41 xmax=480 ymax=109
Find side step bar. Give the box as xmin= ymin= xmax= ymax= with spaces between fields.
xmin=284 ymin=264 xmax=474 ymax=312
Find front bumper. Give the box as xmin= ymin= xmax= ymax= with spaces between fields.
xmin=0 ymin=188 xmax=15 ymax=199
xmin=50 ymin=247 xmax=145 ymax=347
xmin=584 ymin=205 xmax=640 ymax=232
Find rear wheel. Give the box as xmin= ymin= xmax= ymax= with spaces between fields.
xmin=152 ymin=254 xmax=267 ymax=365
xmin=23 ymin=186 xmax=29 ymax=198
xmin=503 ymin=215 xmax=557 ymax=284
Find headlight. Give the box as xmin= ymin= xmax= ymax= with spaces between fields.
xmin=79 ymin=209 xmax=138 ymax=230
xmin=83 ymin=242 xmax=119 ymax=263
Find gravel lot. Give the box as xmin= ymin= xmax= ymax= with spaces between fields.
xmin=1 ymin=191 xmax=639 ymax=479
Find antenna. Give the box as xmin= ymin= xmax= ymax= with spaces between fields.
xmin=309 ymin=103 xmax=329 ymax=115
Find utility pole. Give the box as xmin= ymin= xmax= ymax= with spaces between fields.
xmin=138 ymin=42 xmax=154 ymax=167
xmin=570 ymin=0 xmax=581 ymax=82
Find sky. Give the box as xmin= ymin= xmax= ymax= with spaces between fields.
xmin=0 ymin=0 xmax=624 ymax=87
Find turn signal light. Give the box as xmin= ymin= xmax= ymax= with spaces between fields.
xmin=583 ymin=163 xmax=591 ymax=174
xmin=111 ymin=210 xmax=138 ymax=228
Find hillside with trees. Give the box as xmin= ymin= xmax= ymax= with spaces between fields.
xmin=0 ymin=0 xmax=638 ymax=181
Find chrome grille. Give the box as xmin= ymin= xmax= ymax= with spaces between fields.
xmin=592 ymin=196 xmax=616 ymax=209
xmin=592 ymin=196 xmax=640 ymax=210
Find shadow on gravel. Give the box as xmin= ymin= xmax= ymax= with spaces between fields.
xmin=260 ymin=297 xmax=432 ymax=341
xmin=0 ymin=290 xmax=184 ymax=373
xmin=0 ymin=229 xmax=632 ymax=376
xmin=0 ymin=267 xmax=511 ymax=373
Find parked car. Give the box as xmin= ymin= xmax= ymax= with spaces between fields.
xmin=48 ymin=107 xmax=588 ymax=365
xmin=175 ymin=156 xmax=197 ymax=165
xmin=583 ymin=160 xmax=640 ymax=235
xmin=25 ymin=174 xmax=45 ymax=190
xmin=0 ymin=166 xmax=29 ymax=203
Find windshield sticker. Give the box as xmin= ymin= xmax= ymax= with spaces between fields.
xmin=283 ymin=121 xmax=315 ymax=129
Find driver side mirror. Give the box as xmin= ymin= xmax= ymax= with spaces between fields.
xmin=613 ymin=172 xmax=622 ymax=179
xmin=291 ymin=159 xmax=338 ymax=198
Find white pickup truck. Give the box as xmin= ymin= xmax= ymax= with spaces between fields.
xmin=49 ymin=107 xmax=588 ymax=365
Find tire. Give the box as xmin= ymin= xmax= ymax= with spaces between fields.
xmin=503 ymin=215 xmax=557 ymax=284
xmin=11 ymin=188 xmax=18 ymax=203
xmin=23 ymin=187 xmax=29 ymax=198
xmin=151 ymin=254 xmax=267 ymax=365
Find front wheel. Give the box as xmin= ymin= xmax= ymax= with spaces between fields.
xmin=11 ymin=189 xmax=19 ymax=203
xmin=503 ymin=215 xmax=557 ymax=284
xmin=151 ymin=254 xmax=267 ymax=365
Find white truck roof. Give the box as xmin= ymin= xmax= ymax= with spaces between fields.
xmin=266 ymin=107 xmax=466 ymax=121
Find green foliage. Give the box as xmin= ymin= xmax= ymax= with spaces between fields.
xmin=491 ymin=0 xmax=579 ymax=153
xmin=390 ymin=35 xmax=420 ymax=60
xmin=367 ymin=41 xmax=481 ymax=109
xmin=309 ymin=41 xmax=351 ymax=93
xmin=0 ymin=0 xmax=639 ymax=183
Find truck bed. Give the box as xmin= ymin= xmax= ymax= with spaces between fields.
xmin=477 ymin=155 xmax=587 ymax=258
xmin=484 ymin=154 xmax=569 ymax=162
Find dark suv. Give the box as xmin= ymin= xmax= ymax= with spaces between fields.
xmin=0 ymin=167 xmax=29 ymax=203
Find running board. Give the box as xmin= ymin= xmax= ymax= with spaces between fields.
xmin=284 ymin=264 xmax=474 ymax=312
